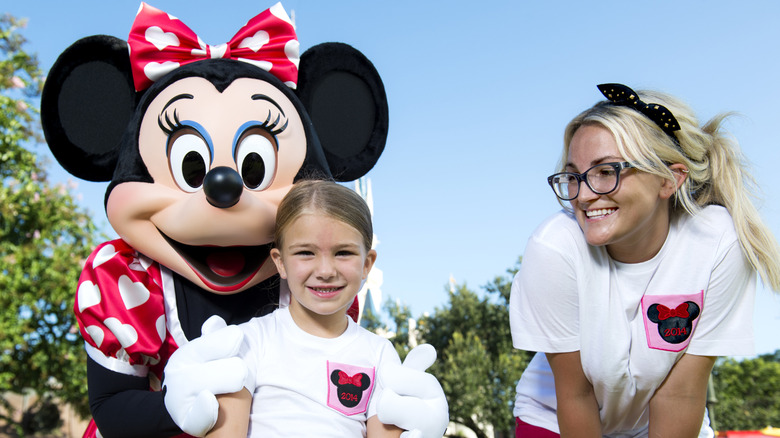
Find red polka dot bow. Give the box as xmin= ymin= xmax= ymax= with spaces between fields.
xmin=128 ymin=2 xmax=299 ymax=92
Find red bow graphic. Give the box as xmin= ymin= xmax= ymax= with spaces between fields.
xmin=657 ymin=303 xmax=689 ymax=320
xmin=127 ymin=2 xmax=299 ymax=91
xmin=338 ymin=371 xmax=363 ymax=387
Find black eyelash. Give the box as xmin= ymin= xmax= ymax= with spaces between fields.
xmin=157 ymin=108 xmax=287 ymax=137
xmin=261 ymin=110 xmax=288 ymax=136
xmin=158 ymin=109 xmax=183 ymax=136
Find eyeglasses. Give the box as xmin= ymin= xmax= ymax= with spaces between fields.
xmin=547 ymin=162 xmax=634 ymax=201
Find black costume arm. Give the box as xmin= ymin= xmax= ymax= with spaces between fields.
xmin=87 ymin=356 xmax=182 ymax=438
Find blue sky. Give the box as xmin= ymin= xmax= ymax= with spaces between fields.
xmin=8 ymin=1 xmax=780 ymax=355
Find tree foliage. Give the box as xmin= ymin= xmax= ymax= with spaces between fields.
xmin=383 ymin=299 xmax=416 ymax=361
xmin=711 ymin=352 xmax=780 ymax=431
xmin=0 ymin=13 xmax=101 ymax=432
xmin=417 ymin=258 xmax=532 ymax=438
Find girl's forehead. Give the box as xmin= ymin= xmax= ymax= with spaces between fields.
xmin=291 ymin=210 xmax=343 ymax=227
xmin=285 ymin=212 xmax=359 ymax=235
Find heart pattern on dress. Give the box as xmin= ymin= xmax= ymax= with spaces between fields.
xmin=155 ymin=314 xmax=167 ymax=343
xmin=104 ymin=317 xmax=139 ymax=349
xmin=119 ymin=275 xmax=151 ymax=310
xmin=85 ymin=325 xmax=105 ymax=348
xmin=77 ymin=281 xmax=102 ymax=313
xmin=92 ymin=244 xmax=117 ymax=269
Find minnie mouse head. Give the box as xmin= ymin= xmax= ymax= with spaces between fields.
xmin=646 ymin=301 xmax=700 ymax=344
xmin=330 ymin=369 xmax=371 ymax=408
xmin=40 ymin=2 xmax=388 ymax=295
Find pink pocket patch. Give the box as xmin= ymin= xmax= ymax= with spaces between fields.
xmin=326 ymin=361 xmax=375 ymax=416
xmin=642 ymin=291 xmax=703 ymax=352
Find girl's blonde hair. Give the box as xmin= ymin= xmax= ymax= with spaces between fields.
xmin=275 ymin=180 xmax=373 ymax=251
xmin=560 ymin=89 xmax=780 ymax=291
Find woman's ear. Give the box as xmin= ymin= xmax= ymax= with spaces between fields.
xmin=660 ymin=163 xmax=689 ymax=199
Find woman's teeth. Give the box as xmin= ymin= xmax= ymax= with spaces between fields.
xmin=586 ymin=208 xmax=616 ymax=219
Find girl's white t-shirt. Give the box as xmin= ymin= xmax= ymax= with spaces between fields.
xmin=237 ymin=307 xmax=401 ymax=437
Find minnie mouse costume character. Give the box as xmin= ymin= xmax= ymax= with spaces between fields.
xmin=40 ymin=3 xmax=448 ymax=437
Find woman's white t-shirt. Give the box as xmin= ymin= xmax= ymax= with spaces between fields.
xmin=510 ymin=205 xmax=755 ymax=437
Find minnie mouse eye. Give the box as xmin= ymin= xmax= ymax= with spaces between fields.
xmin=169 ymin=132 xmax=210 ymax=192
xmin=235 ymin=131 xmax=277 ymax=191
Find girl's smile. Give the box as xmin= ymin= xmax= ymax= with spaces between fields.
xmin=308 ymin=285 xmax=345 ymax=297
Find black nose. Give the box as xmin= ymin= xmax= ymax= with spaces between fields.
xmin=203 ymin=166 xmax=243 ymax=208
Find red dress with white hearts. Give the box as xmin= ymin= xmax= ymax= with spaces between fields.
xmin=75 ymin=239 xmax=180 ymax=384
xmin=75 ymin=239 xmax=185 ymax=438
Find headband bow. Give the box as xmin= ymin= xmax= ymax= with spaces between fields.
xmin=128 ymin=2 xmax=299 ymax=91
xmin=597 ymin=83 xmax=680 ymax=143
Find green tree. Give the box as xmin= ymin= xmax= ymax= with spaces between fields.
xmin=383 ymin=299 xmax=415 ymax=360
xmin=711 ymin=352 xmax=780 ymax=431
xmin=0 ymin=13 xmax=100 ymax=434
xmin=418 ymin=258 xmax=532 ymax=438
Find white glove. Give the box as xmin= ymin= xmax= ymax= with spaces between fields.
xmin=377 ymin=344 xmax=449 ymax=438
xmin=163 ymin=315 xmax=247 ymax=437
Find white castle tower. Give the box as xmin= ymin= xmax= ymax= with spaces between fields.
xmin=354 ymin=177 xmax=383 ymax=325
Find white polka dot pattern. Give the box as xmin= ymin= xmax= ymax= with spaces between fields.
xmin=127 ymin=2 xmax=299 ymax=91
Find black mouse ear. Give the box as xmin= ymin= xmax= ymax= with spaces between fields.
xmin=41 ymin=35 xmax=137 ymax=182
xmin=358 ymin=373 xmax=370 ymax=390
xmin=685 ymin=301 xmax=700 ymax=320
xmin=296 ymin=42 xmax=388 ymax=182
xmin=646 ymin=304 xmax=661 ymax=323
xmin=330 ymin=370 xmax=343 ymax=386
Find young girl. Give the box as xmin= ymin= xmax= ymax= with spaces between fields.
xmin=208 ymin=180 xmax=403 ymax=437
xmin=510 ymin=83 xmax=780 ymax=437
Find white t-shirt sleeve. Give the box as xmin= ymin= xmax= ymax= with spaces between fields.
xmin=510 ymin=231 xmax=580 ymax=353
xmin=687 ymin=239 xmax=756 ymax=356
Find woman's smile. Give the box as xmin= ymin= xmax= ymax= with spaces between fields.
xmin=585 ymin=208 xmax=617 ymax=220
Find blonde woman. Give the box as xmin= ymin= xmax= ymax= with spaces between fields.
xmin=509 ymin=83 xmax=780 ymax=438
